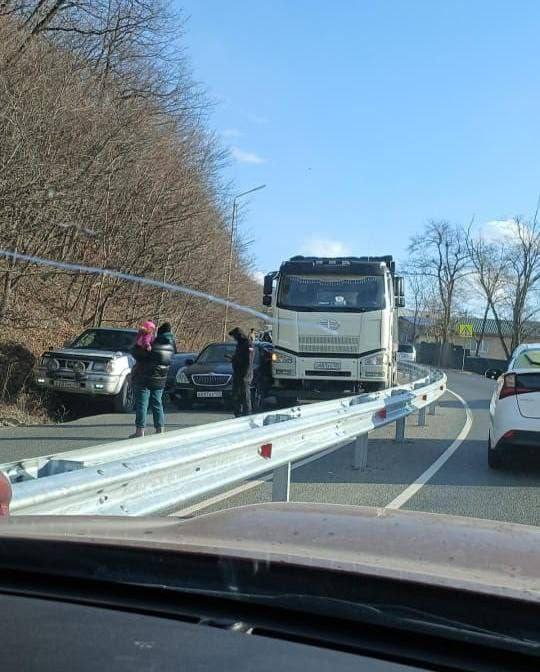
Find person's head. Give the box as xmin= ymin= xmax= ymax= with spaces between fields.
xmin=228 ymin=326 xmax=246 ymax=342
xmin=140 ymin=320 xmax=155 ymax=334
xmin=158 ymin=322 xmax=172 ymax=335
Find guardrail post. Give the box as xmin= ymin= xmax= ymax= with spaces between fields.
xmin=353 ymin=433 xmax=368 ymax=470
xmin=428 ymin=402 xmax=436 ymax=416
xmin=418 ymin=406 xmax=426 ymax=426
xmin=272 ymin=462 xmax=291 ymax=502
xmin=395 ymin=417 xmax=406 ymax=443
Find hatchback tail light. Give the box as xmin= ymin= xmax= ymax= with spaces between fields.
xmin=499 ymin=373 xmax=516 ymax=399
xmin=499 ymin=373 xmax=538 ymax=399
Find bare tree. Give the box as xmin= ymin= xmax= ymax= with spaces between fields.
xmin=467 ymin=217 xmax=540 ymax=358
xmin=408 ymin=220 xmax=471 ymax=360
xmin=0 ymin=6 xmax=262 ymax=355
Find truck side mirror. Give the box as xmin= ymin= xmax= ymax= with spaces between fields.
xmin=263 ymin=272 xmax=276 ymax=296
xmin=393 ymin=276 xmax=405 ymax=308
xmin=262 ymin=295 xmax=272 ymax=307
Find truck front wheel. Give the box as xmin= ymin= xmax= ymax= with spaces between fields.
xmin=113 ymin=376 xmax=135 ymax=413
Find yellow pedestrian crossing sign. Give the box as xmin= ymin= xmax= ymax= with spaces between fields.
xmin=458 ymin=323 xmax=473 ymax=337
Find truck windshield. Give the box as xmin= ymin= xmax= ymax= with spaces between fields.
xmin=70 ymin=329 xmax=136 ymax=351
xmin=278 ymin=275 xmax=386 ymax=312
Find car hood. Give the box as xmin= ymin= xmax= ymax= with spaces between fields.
xmin=185 ymin=362 xmax=233 ymax=376
xmin=44 ymin=348 xmax=128 ymax=359
xmin=1 ymin=503 xmax=540 ymax=602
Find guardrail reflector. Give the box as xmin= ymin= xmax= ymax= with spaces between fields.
xmin=422 ymin=394 xmax=427 ymax=401
xmin=259 ymin=443 xmax=272 ymax=459
xmin=376 ymin=408 xmax=387 ymax=420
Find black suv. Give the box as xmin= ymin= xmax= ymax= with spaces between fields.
xmin=172 ymin=341 xmax=273 ymax=412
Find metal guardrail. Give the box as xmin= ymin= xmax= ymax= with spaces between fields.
xmin=4 ymin=363 xmax=446 ymax=516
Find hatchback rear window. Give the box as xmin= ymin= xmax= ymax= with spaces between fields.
xmin=515 ymin=373 xmax=540 ymax=390
xmin=515 ymin=350 xmax=540 ymax=368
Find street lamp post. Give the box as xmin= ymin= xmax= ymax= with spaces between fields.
xmin=223 ymin=184 xmax=266 ymax=340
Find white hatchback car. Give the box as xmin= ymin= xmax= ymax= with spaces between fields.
xmin=488 ymin=344 xmax=540 ymax=468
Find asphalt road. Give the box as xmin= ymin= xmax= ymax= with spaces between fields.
xmin=0 ymin=402 xmax=231 ymax=463
xmin=172 ymin=370 xmax=540 ymax=528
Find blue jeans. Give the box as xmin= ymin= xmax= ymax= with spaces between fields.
xmin=134 ymin=385 xmax=164 ymax=429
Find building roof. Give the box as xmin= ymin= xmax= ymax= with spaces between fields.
xmin=400 ymin=315 xmax=540 ymax=339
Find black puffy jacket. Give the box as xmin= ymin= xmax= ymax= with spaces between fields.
xmin=229 ymin=327 xmax=253 ymax=379
xmin=132 ymin=331 xmax=175 ymax=390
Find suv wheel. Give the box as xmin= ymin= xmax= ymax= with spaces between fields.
xmin=113 ymin=376 xmax=134 ymax=413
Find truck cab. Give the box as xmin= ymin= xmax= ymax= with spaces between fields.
xmin=263 ymin=256 xmax=404 ymax=402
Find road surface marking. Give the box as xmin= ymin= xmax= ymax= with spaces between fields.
xmin=385 ymin=389 xmax=473 ymax=510
xmin=171 ymin=441 xmax=348 ymax=517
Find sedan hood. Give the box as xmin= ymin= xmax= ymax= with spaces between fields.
xmin=1 ymin=503 xmax=540 ymax=602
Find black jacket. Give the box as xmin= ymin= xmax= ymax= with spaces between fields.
xmin=132 ymin=331 xmax=175 ymax=390
xmin=229 ymin=328 xmax=253 ymax=378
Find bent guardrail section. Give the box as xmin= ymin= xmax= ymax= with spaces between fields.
xmin=3 ymin=363 xmax=446 ymax=516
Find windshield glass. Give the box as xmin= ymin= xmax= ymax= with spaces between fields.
xmin=6 ymin=3 xmax=540 ymax=651
xmin=196 ymin=344 xmax=236 ymax=364
xmin=278 ymin=275 xmax=386 ymax=312
xmin=70 ymin=330 xmax=136 ymax=351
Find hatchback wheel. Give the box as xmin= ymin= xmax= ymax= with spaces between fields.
xmin=488 ymin=434 xmax=503 ymax=469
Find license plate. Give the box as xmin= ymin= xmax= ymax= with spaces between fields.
xmin=54 ymin=380 xmax=78 ymax=390
xmin=197 ymin=391 xmax=223 ymax=398
xmin=313 ymin=361 xmax=342 ymax=371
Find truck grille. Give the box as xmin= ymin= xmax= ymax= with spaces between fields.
xmin=299 ymin=336 xmax=360 ymax=354
xmin=191 ymin=374 xmax=231 ymax=387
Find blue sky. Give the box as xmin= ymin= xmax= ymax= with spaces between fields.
xmin=177 ymin=1 xmax=540 ymax=278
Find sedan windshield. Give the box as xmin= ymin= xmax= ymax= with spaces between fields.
xmin=196 ymin=344 xmax=236 ymax=364
xmin=278 ymin=275 xmax=386 ymax=312
xmin=70 ymin=329 xmax=136 ymax=352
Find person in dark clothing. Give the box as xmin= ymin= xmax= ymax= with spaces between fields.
xmin=131 ymin=322 xmax=176 ymax=437
xmin=228 ymin=326 xmax=253 ymax=417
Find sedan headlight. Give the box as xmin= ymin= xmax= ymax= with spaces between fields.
xmin=363 ymin=352 xmax=386 ymax=366
xmin=272 ymin=351 xmax=294 ymax=364
xmin=176 ymin=368 xmax=189 ymax=384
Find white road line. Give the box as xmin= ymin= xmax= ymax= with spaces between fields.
xmin=385 ymin=389 xmax=473 ymax=510
xmin=171 ymin=441 xmax=349 ymax=517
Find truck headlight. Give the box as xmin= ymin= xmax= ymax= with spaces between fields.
xmin=363 ymin=353 xmax=385 ymax=366
xmin=176 ymin=368 xmax=189 ymax=384
xmin=272 ymin=351 xmax=294 ymax=364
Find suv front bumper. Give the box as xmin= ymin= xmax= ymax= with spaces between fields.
xmin=36 ymin=370 xmax=125 ymax=397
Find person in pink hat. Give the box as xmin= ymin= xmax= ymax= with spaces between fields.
xmin=135 ymin=320 xmax=156 ymax=352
